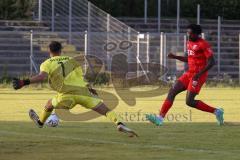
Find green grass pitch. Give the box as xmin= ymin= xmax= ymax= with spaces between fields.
xmin=0 ymin=87 xmax=240 ymax=160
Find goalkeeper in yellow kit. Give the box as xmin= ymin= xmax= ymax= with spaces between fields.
xmin=12 ymin=41 xmax=137 ymax=137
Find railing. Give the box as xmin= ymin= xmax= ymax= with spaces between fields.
xmin=0 ymin=0 xmax=239 ymax=83
xmin=0 ymin=30 xmax=239 ymax=84
xmin=33 ymin=0 xmax=145 ymax=72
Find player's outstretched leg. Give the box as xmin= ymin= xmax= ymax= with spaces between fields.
xmin=146 ymin=81 xmax=186 ymax=126
xmin=29 ymin=99 xmax=54 ymax=128
xmin=93 ymin=103 xmax=138 ymax=137
xmin=186 ymin=91 xmax=224 ymax=125
xmin=29 ymin=109 xmax=43 ymax=128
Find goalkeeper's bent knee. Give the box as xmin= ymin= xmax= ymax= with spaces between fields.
xmin=39 ymin=106 xmax=53 ymax=124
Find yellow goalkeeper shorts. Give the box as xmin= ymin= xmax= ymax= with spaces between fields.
xmin=51 ymin=88 xmax=102 ymax=109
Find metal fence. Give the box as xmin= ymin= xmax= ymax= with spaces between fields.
xmin=1 ymin=30 xmax=238 ymax=84
xmin=32 ymin=0 xmax=240 ymax=83
xmin=33 ymin=0 xmax=149 ymax=72
xmin=28 ymin=31 xmax=154 ymax=76
xmin=1 ymin=0 xmax=240 ymax=84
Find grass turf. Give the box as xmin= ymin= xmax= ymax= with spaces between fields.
xmin=0 ymin=87 xmax=239 ymax=160
xmin=0 ymin=122 xmax=240 ymax=160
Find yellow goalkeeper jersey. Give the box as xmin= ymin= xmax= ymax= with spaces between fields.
xmin=40 ymin=56 xmax=88 ymax=93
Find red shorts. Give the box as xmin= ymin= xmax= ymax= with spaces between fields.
xmin=178 ymin=72 xmax=207 ymax=94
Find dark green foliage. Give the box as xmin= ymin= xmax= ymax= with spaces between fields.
xmin=0 ymin=64 xmax=11 ymax=84
xmin=89 ymin=0 xmax=240 ymax=19
xmin=0 ymin=0 xmax=34 ymax=20
xmin=85 ymin=72 xmax=110 ymax=86
xmin=0 ymin=0 xmax=16 ymax=19
xmin=90 ymin=0 xmax=145 ymax=17
xmin=1 ymin=0 xmax=239 ymax=20
xmin=11 ymin=0 xmax=34 ymax=19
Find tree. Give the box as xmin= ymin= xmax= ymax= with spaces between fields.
xmin=0 ymin=0 xmax=34 ymax=20
xmin=0 ymin=0 xmax=15 ymax=19
xmin=12 ymin=0 xmax=34 ymax=19
xmin=89 ymin=0 xmax=240 ymax=20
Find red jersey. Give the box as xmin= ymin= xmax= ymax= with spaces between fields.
xmin=187 ymin=38 xmax=213 ymax=73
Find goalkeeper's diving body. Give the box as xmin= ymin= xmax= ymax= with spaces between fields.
xmin=12 ymin=41 xmax=137 ymax=137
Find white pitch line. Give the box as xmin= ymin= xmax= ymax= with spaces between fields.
xmin=0 ymin=130 xmax=237 ymax=156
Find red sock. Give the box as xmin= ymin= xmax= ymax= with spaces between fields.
xmin=160 ymin=100 xmax=173 ymax=118
xmin=195 ymin=101 xmax=216 ymax=113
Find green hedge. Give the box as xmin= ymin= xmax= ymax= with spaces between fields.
xmin=1 ymin=0 xmax=239 ymax=20
xmin=0 ymin=0 xmax=34 ymax=20
xmin=89 ymin=0 xmax=240 ymax=20
xmin=85 ymin=72 xmax=110 ymax=86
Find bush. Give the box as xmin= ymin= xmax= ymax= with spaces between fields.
xmin=206 ymin=73 xmax=240 ymax=87
xmin=89 ymin=0 xmax=240 ymax=20
xmin=0 ymin=0 xmax=34 ymax=20
xmin=85 ymin=72 xmax=110 ymax=86
xmin=0 ymin=64 xmax=11 ymax=85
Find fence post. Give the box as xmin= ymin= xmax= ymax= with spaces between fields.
xmin=30 ymin=30 xmax=33 ymax=75
xmin=158 ymin=0 xmax=161 ymax=32
xmin=87 ymin=2 xmax=91 ymax=56
xmin=144 ymin=0 xmax=148 ymax=24
xmin=160 ymin=32 xmax=164 ymax=67
xmin=146 ymin=33 xmax=150 ymax=72
xmin=184 ymin=34 xmax=188 ymax=71
xmin=159 ymin=32 xmax=165 ymax=79
xmin=30 ymin=30 xmax=38 ymax=75
xmin=197 ymin=4 xmax=200 ymax=25
xmin=38 ymin=0 xmax=42 ymax=22
xmin=201 ymin=33 xmax=205 ymax=39
xmin=163 ymin=33 xmax=167 ymax=67
xmin=51 ymin=0 xmax=55 ymax=32
xmin=176 ymin=0 xmax=180 ymax=35
xmin=127 ymin=27 xmax=131 ymax=63
xmin=164 ymin=33 xmax=168 ymax=80
xmin=69 ymin=0 xmax=72 ymax=44
xmin=84 ymin=31 xmax=88 ymax=74
xmin=88 ymin=2 xmax=91 ymax=33
xmin=107 ymin=14 xmax=110 ymax=71
xmin=239 ymin=33 xmax=240 ymax=84
xmin=137 ymin=32 xmax=140 ymax=78
xmin=217 ymin=16 xmax=221 ymax=76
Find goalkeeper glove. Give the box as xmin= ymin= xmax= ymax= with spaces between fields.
xmin=12 ymin=78 xmax=30 ymax=90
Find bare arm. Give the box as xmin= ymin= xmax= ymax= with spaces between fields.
xmin=168 ymin=53 xmax=188 ymax=63
xmin=29 ymin=71 xmax=48 ymax=84
xmin=12 ymin=72 xmax=48 ymax=90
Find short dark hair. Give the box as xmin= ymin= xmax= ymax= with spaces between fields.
xmin=187 ymin=24 xmax=202 ymax=35
xmin=49 ymin=41 xmax=62 ymax=53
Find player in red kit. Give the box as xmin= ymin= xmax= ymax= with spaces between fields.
xmin=146 ymin=24 xmax=224 ymax=126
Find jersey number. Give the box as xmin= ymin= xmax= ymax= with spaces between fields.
xmin=58 ymin=62 xmax=66 ymax=77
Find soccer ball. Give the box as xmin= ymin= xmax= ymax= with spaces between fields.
xmin=45 ymin=113 xmax=60 ymax=127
